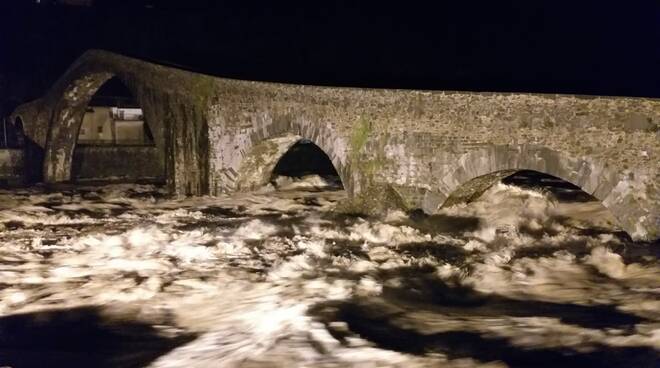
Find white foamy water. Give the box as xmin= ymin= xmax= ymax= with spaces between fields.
xmin=0 ymin=176 xmax=658 ymax=367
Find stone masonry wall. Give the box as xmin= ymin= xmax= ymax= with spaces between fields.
xmin=206 ymin=80 xmax=659 ymax=239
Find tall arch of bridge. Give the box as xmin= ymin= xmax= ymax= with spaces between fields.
xmin=38 ymin=50 xmax=211 ymax=195
xmin=43 ymin=69 xmax=165 ymax=184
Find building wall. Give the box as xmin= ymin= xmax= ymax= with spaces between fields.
xmin=0 ymin=149 xmax=24 ymax=185
xmin=79 ymin=106 xmax=147 ymax=144
xmin=115 ymin=120 xmax=145 ymax=143
xmin=79 ymin=107 xmax=113 ymax=142
xmin=71 ymin=146 xmax=164 ymax=182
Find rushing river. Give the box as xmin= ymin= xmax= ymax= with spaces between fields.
xmin=0 ymin=174 xmax=658 ymax=367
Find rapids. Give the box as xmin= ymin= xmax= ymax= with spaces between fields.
xmin=0 ymin=175 xmax=658 ymax=367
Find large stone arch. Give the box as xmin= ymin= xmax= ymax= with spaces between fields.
xmin=224 ymin=116 xmax=350 ymax=193
xmin=423 ymin=144 xmax=657 ymax=240
xmin=43 ymin=70 xmax=164 ymax=183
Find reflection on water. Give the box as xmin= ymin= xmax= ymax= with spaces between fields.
xmin=0 ymin=174 xmax=658 ymax=367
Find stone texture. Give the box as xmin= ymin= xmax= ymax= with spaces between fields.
xmin=9 ymin=50 xmax=660 ymax=240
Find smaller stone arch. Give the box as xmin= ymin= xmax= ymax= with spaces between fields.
xmin=421 ymin=144 xmax=659 ymax=238
xmin=229 ymin=117 xmax=349 ymax=193
xmin=425 ymin=145 xmax=619 ymax=208
xmin=235 ymin=134 xmax=300 ymax=190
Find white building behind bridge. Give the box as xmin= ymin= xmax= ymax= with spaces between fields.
xmin=78 ymin=107 xmax=152 ymax=145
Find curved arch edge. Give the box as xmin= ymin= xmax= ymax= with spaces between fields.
xmin=423 ymin=144 xmax=658 ymax=241
xmin=211 ymin=115 xmax=350 ymax=195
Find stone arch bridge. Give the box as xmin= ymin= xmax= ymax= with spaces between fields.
xmin=10 ymin=50 xmax=660 ymax=240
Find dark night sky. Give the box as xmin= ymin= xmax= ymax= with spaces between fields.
xmin=1 ymin=0 xmax=659 ymax=114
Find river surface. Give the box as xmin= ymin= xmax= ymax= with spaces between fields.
xmin=0 ymin=175 xmax=658 ymax=367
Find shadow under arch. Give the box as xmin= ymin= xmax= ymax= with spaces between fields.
xmin=43 ymin=71 xmax=164 ymax=183
xmin=271 ymin=139 xmax=342 ymax=181
xmin=425 ymin=145 xmax=638 ymax=237
xmin=12 ymin=116 xmax=25 ymax=148
xmin=12 ymin=114 xmax=45 ymax=183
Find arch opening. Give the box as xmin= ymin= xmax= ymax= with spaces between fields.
xmin=270 ymin=139 xmax=343 ymax=189
xmin=440 ymin=169 xmax=622 ymax=237
xmin=235 ymin=135 xmax=344 ymax=192
xmin=70 ymin=76 xmax=164 ymax=184
xmin=501 ymin=170 xmax=598 ymax=203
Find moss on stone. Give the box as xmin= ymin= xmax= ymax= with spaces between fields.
xmin=190 ymin=75 xmax=217 ymax=103
xmin=349 ymin=116 xmax=371 ymax=160
xmin=249 ymin=139 xmax=280 ymax=168
xmin=336 ymin=182 xmax=408 ymax=216
xmin=340 ymin=116 xmax=406 ymax=214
